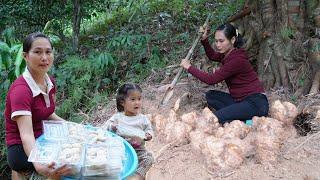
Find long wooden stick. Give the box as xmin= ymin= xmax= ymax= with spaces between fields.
xmin=159 ymin=13 xmax=211 ymax=105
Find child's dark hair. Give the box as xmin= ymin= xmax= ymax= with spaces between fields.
xmin=116 ymin=83 xmax=142 ymax=112
xmin=23 ymin=32 xmax=52 ymax=53
xmin=215 ymin=23 xmax=244 ymax=48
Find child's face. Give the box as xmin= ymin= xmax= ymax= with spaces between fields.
xmin=122 ymin=90 xmax=142 ymax=116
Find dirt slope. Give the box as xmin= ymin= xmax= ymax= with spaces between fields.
xmin=91 ymin=78 xmax=320 ymax=180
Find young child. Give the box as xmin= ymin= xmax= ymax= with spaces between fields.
xmin=103 ymin=83 xmax=154 ymax=180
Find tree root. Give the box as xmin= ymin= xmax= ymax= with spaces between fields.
xmin=309 ymin=70 xmax=320 ymax=94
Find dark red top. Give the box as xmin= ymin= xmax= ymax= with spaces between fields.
xmin=188 ymin=39 xmax=264 ymax=101
xmin=5 ymin=75 xmax=56 ymax=146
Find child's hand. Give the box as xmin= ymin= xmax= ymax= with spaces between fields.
xmin=111 ymin=122 xmax=118 ymax=132
xmin=145 ymin=133 xmax=152 ymax=141
xmin=128 ymin=137 xmax=142 ymax=148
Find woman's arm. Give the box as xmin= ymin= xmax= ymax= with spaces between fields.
xmin=15 ymin=115 xmax=36 ymax=158
xmin=201 ymin=39 xmax=224 ymax=62
xmin=187 ymin=52 xmax=245 ymax=85
xmin=48 ymin=112 xmax=65 ymax=121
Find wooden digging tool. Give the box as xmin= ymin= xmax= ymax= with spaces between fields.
xmin=159 ymin=13 xmax=211 ymax=106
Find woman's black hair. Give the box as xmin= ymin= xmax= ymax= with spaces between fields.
xmin=215 ymin=23 xmax=244 ymax=48
xmin=116 ymin=83 xmax=142 ymax=112
xmin=23 ymin=32 xmax=52 ymax=53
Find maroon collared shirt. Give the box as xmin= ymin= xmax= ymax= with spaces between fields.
xmin=5 ymin=76 xmax=56 ymax=146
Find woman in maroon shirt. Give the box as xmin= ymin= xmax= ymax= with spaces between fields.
xmin=5 ymin=32 xmax=72 ymax=179
xmin=180 ymin=23 xmax=269 ymax=123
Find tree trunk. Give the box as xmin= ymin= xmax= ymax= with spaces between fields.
xmin=72 ymin=0 xmax=81 ymax=52
xmin=230 ymin=0 xmax=320 ymax=96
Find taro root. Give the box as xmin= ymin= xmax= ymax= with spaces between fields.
xmin=168 ymin=109 xmax=178 ymax=123
xmin=282 ymin=102 xmax=298 ymax=123
xmin=151 ymin=114 xmax=168 ymax=136
xmin=165 ymin=121 xmax=192 ymax=145
xmin=200 ymin=136 xmax=224 ymax=157
xmin=269 ymin=100 xmax=298 ymax=125
xmin=181 ymin=112 xmax=197 ymax=129
xmin=202 ymin=107 xmax=219 ymax=124
xmin=241 ymin=132 xmax=256 ymax=157
xmin=214 ymin=127 xmax=225 ymax=138
xmin=189 ymin=130 xmax=207 ymax=151
xmin=254 ymin=135 xmax=280 ymax=164
xmin=221 ymin=120 xmax=250 ymax=139
xmin=196 ymin=108 xmax=220 ymax=135
xmin=223 ymin=144 xmax=244 ymax=169
xmin=151 ymin=110 xmax=178 ymax=136
xmin=252 ymin=117 xmax=284 ymax=164
xmin=204 ymin=137 xmax=244 ymax=172
xmin=269 ymin=100 xmax=286 ymax=122
xmin=252 ymin=117 xmax=284 ymax=139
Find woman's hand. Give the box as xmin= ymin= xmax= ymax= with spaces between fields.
xmin=180 ymin=58 xmax=191 ymax=69
xmin=34 ymin=162 xmax=72 ymax=179
xmin=145 ymin=133 xmax=152 ymax=141
xmin=200 ymin=25 xmax=210 ymax=40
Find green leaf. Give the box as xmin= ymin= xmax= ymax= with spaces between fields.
xmin=2 ymin=53 xmax=11 ymax=69
xmin=10 ymin=44 xmax=22 ymax=54
xmin=106 ymin=53 xmax=114 ymax=66
xmin=14 ymin=46 xmax=24 ymax=77
xmin=0 ymin=41 xmax=10 ymax=53
xmin=0 ymin=54 xmax=2 ymax=71
xmin=121 ymin=36 xmax=126 ymax=46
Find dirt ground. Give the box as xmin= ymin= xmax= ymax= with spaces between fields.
xmin=91 ymin=77 xmax=320 ymax=180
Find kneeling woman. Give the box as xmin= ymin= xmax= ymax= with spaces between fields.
xmin=180 ymin=23 xmax=269 ymax=123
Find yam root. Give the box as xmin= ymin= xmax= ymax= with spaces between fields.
xmin=269 ymin=100 xmax=298 ymax=125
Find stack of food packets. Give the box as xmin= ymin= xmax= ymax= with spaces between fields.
xmin=28 ymin=121 xmax=125 ymax=178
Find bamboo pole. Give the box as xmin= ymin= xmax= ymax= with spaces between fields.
xmin=159 ymin=13 xmax=211 ymax=106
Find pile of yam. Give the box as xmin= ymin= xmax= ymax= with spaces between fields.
xmin=149 ymin=99 xmax=299 ymax=172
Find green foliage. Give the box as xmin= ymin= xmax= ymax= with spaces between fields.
xmin=280 ymin=27 xmax=295 ymax=40
xmin=53 ymin=53 xmax=116 ymax=119
xmin=310 ymin=42 xmax=320 ymax=53
xmin=0 ymin=27 xmax=24 ymax=178
xmin=0 ymin=28 xmax=25 ymax=112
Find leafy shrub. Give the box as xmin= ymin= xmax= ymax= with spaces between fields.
xmin=0 ymin=27 xmax=25 ymax=178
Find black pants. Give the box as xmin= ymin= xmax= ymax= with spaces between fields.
xmin=205 ymin=90 xmax=269 ymax=124
xmin=7 ymin=144 xmax=35 ymax=172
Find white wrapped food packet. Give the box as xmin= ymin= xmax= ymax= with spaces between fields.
xmin=82 ymin=144 xmax=109 ymax=176
xmin=116 ymin=124 xmax=146 ymax=140
xmin=106 ymin=136 xmax=126 ymax=160
xmin=28 ymin=141 xmax=59 ymax=164
xmin=86 ymin=127 xmax=109 ymax=145
xmin=56 ymin=142 xmax=85 ymax=176
xmin=66 ymin=122 xmax=87 ymax=142
xmin=43 ymin=120 xmax=68 ymax=141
